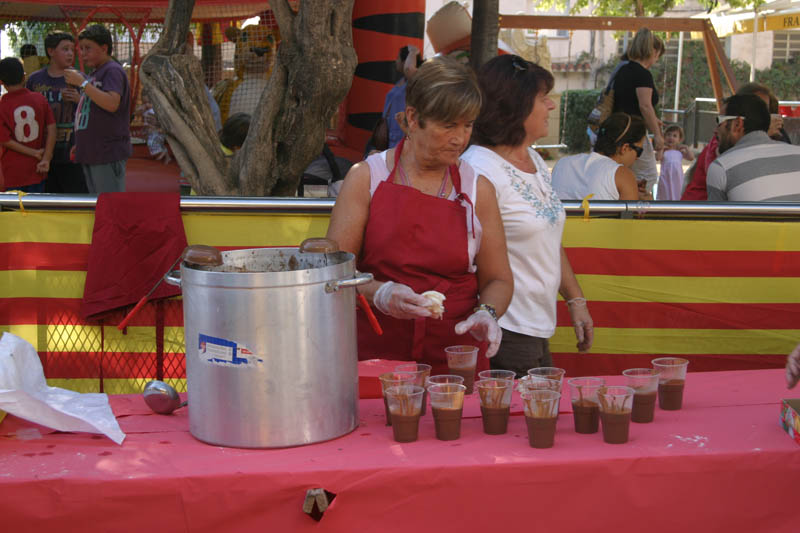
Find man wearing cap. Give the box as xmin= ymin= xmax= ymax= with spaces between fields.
xmin=707 ymin=94 xmax=800 ymax=201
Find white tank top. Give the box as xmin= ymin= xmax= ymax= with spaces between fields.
xmin=365 ymin=150 xmax=482 ymax=272
xmin=551 ymin=152 xmax=622 ymax=201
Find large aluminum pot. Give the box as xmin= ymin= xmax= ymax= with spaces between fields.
xmin=165 ymin=247 xmax=372 ymax=448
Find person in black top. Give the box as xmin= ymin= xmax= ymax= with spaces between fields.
xmin=611 ymin=28 xmax=665 ymax=196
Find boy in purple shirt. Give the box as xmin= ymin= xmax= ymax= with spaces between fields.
xmin=64 ymin=24 xmax=131 ymax=193
xmin=26 ymin=31 xmax=88 ymax=193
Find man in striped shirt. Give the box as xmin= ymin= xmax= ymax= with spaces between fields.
xmin=707 ymin=94 xmax=800 ymax=202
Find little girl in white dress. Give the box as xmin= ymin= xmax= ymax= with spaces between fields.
xmin=657 ymin=124 xmax=694 ymax=200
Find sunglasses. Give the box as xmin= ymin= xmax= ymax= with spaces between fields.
xmin=715 ymin=115 xmax=743 ymax=126
xmin=511 ymin=55 xmax=527 ymax=73
xmin=629 ymin=143 xmax=644 ymax=158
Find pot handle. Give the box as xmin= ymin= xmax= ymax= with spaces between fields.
xmin=325 ymin=272 xmax=373 ymax=293
xmin=164 ymin=270 xmax=181 ymax=287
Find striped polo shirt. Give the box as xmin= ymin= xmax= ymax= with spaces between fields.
xmin=706 ymin=131 xmax=800 ymax=201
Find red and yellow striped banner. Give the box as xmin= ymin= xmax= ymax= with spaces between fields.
xmin=1 ymin=211 xmax=797 ymax=395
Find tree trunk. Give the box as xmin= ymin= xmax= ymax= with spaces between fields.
xmin=140 ymin=0 xmax=358 ymax=196
xmin=470 ymin=0 xmax=499 ymax=71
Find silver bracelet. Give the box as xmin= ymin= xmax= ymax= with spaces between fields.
xmin=566 ymin=297 xmax=587 ymax=306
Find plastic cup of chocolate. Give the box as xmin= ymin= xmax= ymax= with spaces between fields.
xmin=651 ymin=357 xmax=689 ymax=411
xmin=527 ymin=367 xmax=566 ymax=394
xmin=622 ymin=368 xmax=661 ymax=422
xmin=567 ymin=376 xmax=605 ymax=434
xmin=378 ymin=372 xmax=416 ymax=426
xmin=385 ymin=385 xmax=425 ymax=443
xmin=445 ymin=345 xmax=479 ymax=394
xmin=426 ymin=374 xmax=465 ymax=388
xmin=478 ymin=369 xmax=516 ymax=382
xmin=395 ymin=363 xmax=432 ymax=415
xmin=475 ymin=378 xmax=513 ymax=435
xmin=597 ymin=385 xmax=635 ymax=444
xmin=521 ymin=389 xmax=561 ymax=448
xmin=428 ymin=383 xmax=466 ymax=441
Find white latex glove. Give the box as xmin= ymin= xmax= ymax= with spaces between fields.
xmin=787 ymin=343 xmax=800 ymax=390
xmin=567 ymin=298 xmax=594 ymax=353
xmin=373 ymin=281 xmax=432 ymax=320
xmin=454 ymin=310 xmax=502 ymax=358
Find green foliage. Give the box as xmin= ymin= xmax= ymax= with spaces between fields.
xmin=754 ymin=58 xmax=800 ymax=101
xmin=1 ymin=21 xmax=70 ymax=54
xmin=559 ymin=89 xmax=600 ymax=153
xmin=536 ymin=0 xmax=682 ymax=17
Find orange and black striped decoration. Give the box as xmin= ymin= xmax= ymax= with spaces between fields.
xmin=342 ymin=0 xmax=425 ymax=155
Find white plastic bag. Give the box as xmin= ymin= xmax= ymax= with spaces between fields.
xmin=0 ymin=332 xmax=125 ymax=444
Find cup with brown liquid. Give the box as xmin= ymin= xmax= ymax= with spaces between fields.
xmin=476 ymin=378 xmax=513 ymax=435
xmin=521 ymin=389 xmax=561 ymax=448
xmin=597 ymin=386 xmax=635 ymax=444
xmin=652 ymin=358 xmax=689 ymax=411
xmin=622 ymin=368 xmax=660 ymax=423
xmin=428 ymin=383 xmax=466 ymax=441
xmin=378 ymin=372 xmax=416 ymax=426
xmin=567 ymin=377 xmax=605 ymax=434
xmin=527 ymin=367 xmax=566 ymax=395
xmin=445 ymin=345 xmax=479 ymax=394
xmin=395 ymin=363 xmax=432 ymax=415
xmin=385 ymin=385 xmax=425 ymax=442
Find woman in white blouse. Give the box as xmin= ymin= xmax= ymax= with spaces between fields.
xmin=552 ymin=113 xmax=646 ymax=202
xmin=461 ymin=55 xmax=593 ymax=377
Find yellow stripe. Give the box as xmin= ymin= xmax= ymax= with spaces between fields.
xmin=42 ymin=379 xmax=187 ymax=395
xmin=2 ymin=270 xmax=87 ymax=298
xmin=0 ymin=211 xmax=95 ymax=244
xmin=0 ymin=324 xmax=185 ymax=353
xmin=563 ymin=219 xmax=800 ymax=252
xmin=574 ymin=274 xmax=800 ymax=304
xmin=183 ymin=213 xmax=331 ymax=247
xmin=550 ymin=327 xmax=800 ymax=355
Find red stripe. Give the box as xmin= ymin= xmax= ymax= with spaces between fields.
xmin=40 ymin=351 xmax=186 ymax=379
xmin=553 ymin=353 xmax=785 ymax=377
xmin=557 ymin=301 xmax=800 ymax=329
xmin=1 ymin=298 xmax=185 ymax=327
xmin=565 ymin=248 xmax=800 ymax=277
xmin=1 ymin=242 xmax=89 ymax=271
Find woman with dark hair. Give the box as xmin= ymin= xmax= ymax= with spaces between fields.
xmin=552 ymin=113 xmax=646 ymax=201
xmin=461 ymin=55 xmax=593 ymax=377
xmin=327 ymin=56 xmax=513 ymax=374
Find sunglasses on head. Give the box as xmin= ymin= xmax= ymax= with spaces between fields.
xmin=629 ymin=143 xmax=644 ymax=158
xmin=716 ymin=114 xmax=743 ymax=126
xmin=511 ymin=55 xmax=528 ymax=73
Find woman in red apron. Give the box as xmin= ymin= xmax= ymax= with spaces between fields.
xmin=327 ymin=56 xmax=513 ymax=375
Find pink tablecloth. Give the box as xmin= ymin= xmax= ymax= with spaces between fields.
xmin=1 ymin=369 xmax=798 ymax=532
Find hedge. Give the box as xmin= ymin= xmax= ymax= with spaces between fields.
xmin=559 ymin=89 xmax=600 ymax=153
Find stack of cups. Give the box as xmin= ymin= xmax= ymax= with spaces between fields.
xmin=445 ymin=345 xmax=479 ymax=394
xmin=395 ymin=363 xmax=432 ymax=415
xmin=597 ymin=386 xmax=635 ymax=444
xmin=475 ymin=378 xmax=513 ymax=434
xmin=652 ymin=357 xmax=689 ymax=410
xmin=378 ymin=372 xmax=415 ymax=426
xmin=567 ymin=377 xmax=604 ymax=434
xmin=428 ymin=383 xmax=466 ymax=441
xmin=385 ymin=385 xmax=425 ymax=442
xmin=521 ymin=389 xmax=561 ymax=448
xmin=622 ymin=368 xmax=660 ymax=423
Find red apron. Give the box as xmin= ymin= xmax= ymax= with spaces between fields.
xmin=357 ymin=139 xmax=487 ymax=375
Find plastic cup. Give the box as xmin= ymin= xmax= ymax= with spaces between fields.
xmin=395 ymin=363 xmax=432 ymax=415
xmin=475 ymin=378 xmax=513 ymax=435
xmin=652 ymin=357 xmax=689 ymax=410
xmin=385 ymin=385 xmax=425 ymax=443
xmin=378 ymin=372 xmax=415 ymax=426
xmin=445 ymin=345 xmax=479 ymax=394
xmin=623 ymin=368 xmax=660 ymax=423
xmin=567 ymin=377 xmax=605 ymax=434
xmin=426 ymin=374 xmax=465 ymax=388
xmin=597 ymin=386 xmax=635 ymax=444
xmin=478 ymin=369 xmax=516 ymax=382
xmin=521 ymin=389 xmax=561 ymax=448
xmin=428 ymin=383 xmax=466 ymax=441
xmin=527 ymin=367 xmax=566 ymax=393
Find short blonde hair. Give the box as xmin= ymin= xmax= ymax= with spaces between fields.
xmin=405 ymin=55 xmax=481 ymax=127
xmin=627 ymin=28 xmax=664 ymax=62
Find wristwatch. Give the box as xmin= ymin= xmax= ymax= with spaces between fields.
xmin=80 ymin=79 xmax=90 ymax=89
xmin=473 ymin=303 xmax=498 ymax=321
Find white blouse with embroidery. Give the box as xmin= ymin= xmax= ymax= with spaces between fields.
xmin=461 ymin=145 xmax=566 ymax=338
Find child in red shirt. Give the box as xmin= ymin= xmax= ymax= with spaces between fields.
xmin=0 ymin=57 xmax=55 ymax=192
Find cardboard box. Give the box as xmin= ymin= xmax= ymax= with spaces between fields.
xmin=780 ymin=399 xmax=800 ymax=445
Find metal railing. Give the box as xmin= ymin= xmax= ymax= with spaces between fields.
xmin=3 ymin=193 xmax=800 ymax=219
